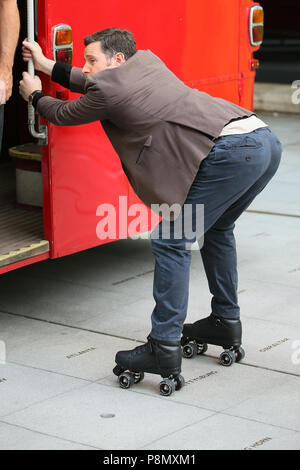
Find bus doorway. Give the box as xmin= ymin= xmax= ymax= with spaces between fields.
xmin=0 ymin=0 xmax=49 ymax=273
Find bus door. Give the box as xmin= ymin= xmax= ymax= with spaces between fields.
xmin=0 ymin=0 xmax=50 ymax=276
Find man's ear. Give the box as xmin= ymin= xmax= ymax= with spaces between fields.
xmin=113 ymin=52 xmax=126 ymax=66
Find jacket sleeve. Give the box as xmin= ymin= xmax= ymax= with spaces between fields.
xmin=51 ymin=62 xmax=72 ymax=89
xmin=36 ymin=79 xmax=107 ymax=126
xmin=69 ymin=67 xmax=88 ymax=94
xmin=51 ymin=62 xmax=87 ymax=95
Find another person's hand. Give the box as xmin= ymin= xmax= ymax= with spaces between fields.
xmin=19 ymin=72 xmax=42 ymax=102
xmin=22 ymin=39 xmax=46 ymax=72
xmin=0 ymin=67 xmax=13 ymax=103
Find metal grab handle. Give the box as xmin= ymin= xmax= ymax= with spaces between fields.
xmin=27 ymin=0 xmax=48 ymax=145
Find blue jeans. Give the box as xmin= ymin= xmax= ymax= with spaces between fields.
xmin=0 ymin=105 xmax=4 ymax=154
xmin=150 ymin=127 xmax=282 ymax=341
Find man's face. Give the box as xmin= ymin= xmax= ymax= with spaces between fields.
xmin=82 ymin=41 xmax=124 ymax=76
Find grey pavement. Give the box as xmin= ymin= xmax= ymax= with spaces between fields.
xmin=0 ymin=112 xmax=300 ymax=450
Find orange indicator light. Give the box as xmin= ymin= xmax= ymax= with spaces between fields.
xmin=55 ymin=29 xmax=73 ymax=46
xmin=253 ymin=9 xmax=264 ymax=24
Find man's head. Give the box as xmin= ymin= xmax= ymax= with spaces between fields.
xmin=82 ymin=28 xmax=136 ymax=76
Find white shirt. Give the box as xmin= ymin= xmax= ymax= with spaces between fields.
xmin=219 ymin=115 xmax=268 ymax=136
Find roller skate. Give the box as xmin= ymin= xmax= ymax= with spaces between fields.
xmin=181 ymin=314 xmax=245 ymax=367
xmin=113 ymin=336 xmax=185 ymax=396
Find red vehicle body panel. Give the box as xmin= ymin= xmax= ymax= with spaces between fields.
xmin=1 ymin=0 xmax=262 ymax=274
xmin=0 ymin=252 xmax=50 ymax=276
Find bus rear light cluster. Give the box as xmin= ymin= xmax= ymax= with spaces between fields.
xmin=52 ymin=24 xmax=73 ymax=64
xmin=249 ymin=5 xmax=264 ymax=47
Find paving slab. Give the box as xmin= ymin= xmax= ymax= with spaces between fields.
xmin=248 ymin=113 xmax=300 ymax=216
xmin=248 ymin=180 xmax=300 ymax=216
xmin=177 ymin=316 xmax=300 ymax=377
xmin=0 ymin=422 xmax=95 ymax=450
xmin=9 ymin=237 xmax=155 ymax=296
xmin=241 ymin=317 xmax=300 ymax=376
xmin=76 ymin=281 xmax=212 ymax=343
xmin=143 ymin=413 xmax=300 ymax=450
xmin=0 ymin=267 xmax=139 ymax=325
xmin=0 ymin=362 xmax=86 ymax=417
xmin=257 ymin=112 xmax=300 ymax=145
xmin=189 ymin=275 xmax=300 ymax=330
xmin=236 ymin=212 xmax=300 ymax=289
xmin=237 ymin=279 xmax=300 ymax=328
xmin=75 ymin=296 xmax=155 ymax=341
xmin=3 ymin=383 xmax=213 ymax=450
xmin=99 ymin=359 xmax=290 ymax=413
xmin=72 ymin=256 xmax=213 ymax=341
xmin=225 ymin=376 xmax=300 ymax=432
xmin=272 ymin=146 xmax=300 ymax=183
xmin=0 ymin=313 xmax=141 ymax=381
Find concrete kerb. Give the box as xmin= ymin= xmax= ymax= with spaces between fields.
xmin=254 ymin=82 xmax=300 ymax=114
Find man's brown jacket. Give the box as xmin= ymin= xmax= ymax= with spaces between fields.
xmin=37 ymin=50 xmax=253 ymax=217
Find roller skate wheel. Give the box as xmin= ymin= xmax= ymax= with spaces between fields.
xmin=118 ymin=372 xmax=134 ymax=389
xmin=235 ymin=347 xmax=245 ymax=363
xmin=174 ymin=375 xmax=185 ymax=391
xmin=219 ymin=350 xmax=236 ymax=367
xmin=181 ymin=336 xmax=189 ymax=346
xmin=113 ymin=364 xmax=125 ymax=376
xmin=159 ymin=379 xmax=176 ymax=396
xmin=133 ymin=372 xmax=145 ymax=384
xmin=196 ymin=342 xmax=208 ymax=355
xmin=182 ymin=342 xmax=197 ymax=359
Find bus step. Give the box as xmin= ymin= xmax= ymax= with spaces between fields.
xmin=0 ymin=202 xmax=49 ymax=268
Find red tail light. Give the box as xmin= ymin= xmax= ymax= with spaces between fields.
xmin=249 ymin=5 xmax=264 ymax=47
xmin=52 ymin=24 xmax=73 ymax=65
xmin=56 ymin=49 xmax=73 ymax=64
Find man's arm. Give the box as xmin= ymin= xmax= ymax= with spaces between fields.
xmin=51 ymin=61 xmax=87 ymax=95
xmin=19 ymin=71 xmax=107 ymax=126
xmin=23 ymin=40 xmax=87 ymax=94
xmin=36 ymin=91 xmax=107 ymax=126
xmin=0 ymin=0 xmax=20 ymax=103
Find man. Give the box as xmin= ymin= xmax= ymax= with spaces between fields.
xmin=0 ymin=0 xmax=20 ymax=154
xmin=20 ymin=28 xmax=282 ymax=395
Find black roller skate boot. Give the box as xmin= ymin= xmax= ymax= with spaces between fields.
xmin=113 ymin=336 xmax=185 ymax=396
xmin=181 ymin=314 xmax=245 ymax=367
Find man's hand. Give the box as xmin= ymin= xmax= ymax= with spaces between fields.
xmin=19 ymin=72 xmax=42 ymax=102
xmin=0 ymin=66 xmax=13 ymax=104
xmin=22 ymin=39 xmax=52 ymax=72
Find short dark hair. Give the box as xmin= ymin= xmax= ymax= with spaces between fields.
xmin=84 ymin=28 xmax=136 ymax=61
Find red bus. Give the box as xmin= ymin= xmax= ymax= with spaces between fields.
xmin=0 ymin=0 xmax=263 ymax=275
